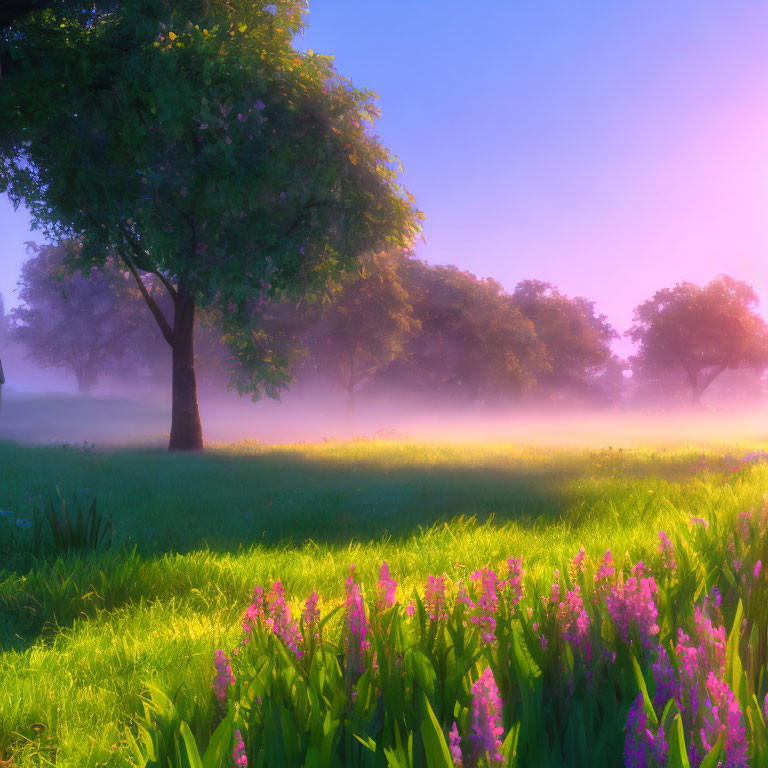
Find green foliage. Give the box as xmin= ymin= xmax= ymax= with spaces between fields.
xmin=35 ymin=489 xmax=113 ymax=557
xmin=1 ymin=440 xmax=768 ymax=765
xmin=0 ymin=0 xmax=422 ymax=399
xmin=122 ymin=500 xmax=768 ymax=768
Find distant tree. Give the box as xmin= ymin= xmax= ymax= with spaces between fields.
xmin=627 ymin=276 xmax=768 ymax=403
xmin=11 ymin=242 xmax=149 ymax=393
xmin=385 ymin=261 xmax=547 ymax=402
xmin=298 ymin=250 xmax=419 ymax=412
xmin=511 ymin=279 xmax=619 ymax=400
xmin=0 ymin=291 xmax=6 ymax=405
xmin=0 ymin=0 xmax=421 ymax=449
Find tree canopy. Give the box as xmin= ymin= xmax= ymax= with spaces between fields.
xmin=511 ymin=279 xmax=618 ymax=398
xmin=383 ymin=261 xmax=547 ymax=402
xmin=298 ymin=250 xmax=418 ymax=410
xmin=627 ymin=275 xmax=768 ymax=402
xmin=0 ymin=0 xmax=421 ymax=447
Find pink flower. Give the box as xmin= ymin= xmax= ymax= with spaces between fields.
xmin=469 ymin=569 xmax=500 ymax=645
xmin=449 ymin=721 xmax=462 ymax=767
xmin=424 ymin=574 xmax=447 ymax=622
xmin=376 ymin=562 xmax=397 ymax=612
xmin=303 ymin=590 xmax=319 ymax=626
xmin=605 ymin=575 xmax=659 ymax=650
xmin=658 ymin=531 xmax=676 ymax=571
xmin=571 ymin=546 xmax=586 ymax=573
xmin=556 ymin=585 xmax=591 ymax=660
xmin=242 ymin=585 xmax=265 ymax=635
xmin=503 ymin=557 xmax=525 ymax=609
xmin=405 ymin=599 xmax=415 ymax=617
xmin=469 ymin=668 xmax=505 ymax=766
xmin=595 ymin=550 xmax=615 ymax=584
xmin=265 ymin=581 xmax=303 ymax=658
xmin=345 ymin=565 xmax=371 ymax=672
xmin=233 ymin=729 xmax=247 ymax=767
xmin=212 ymin=650 xmax=235 ymax=701
xmin=754 ymin=560 xmax=762 ymax=580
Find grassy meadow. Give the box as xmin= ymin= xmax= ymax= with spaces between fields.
xmin=1 ymin=438 xmax=767 ymax=766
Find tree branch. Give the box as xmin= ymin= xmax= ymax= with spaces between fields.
xmin=119 ymin=224 xmax=178 ymax=299
xmin=119 ymin=247 xmax=175 ymax=346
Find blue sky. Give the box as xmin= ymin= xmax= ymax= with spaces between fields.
xmin=3 ymin=0 xmax=768 ymax=348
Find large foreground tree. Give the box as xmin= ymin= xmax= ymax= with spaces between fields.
xmin=627 ymin=276 xmax=768 ymax=403
xmin=0 ymin=0 xmax=420 ymax=448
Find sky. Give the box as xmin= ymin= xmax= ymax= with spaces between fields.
xmin=3 ymin=1 xmax=768 ymax=353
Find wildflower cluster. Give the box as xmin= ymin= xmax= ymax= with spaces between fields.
xmin=186 ymin=501 xmax=768 ymax=768
xmin=625 ymin=594 xmax=748 ymax=768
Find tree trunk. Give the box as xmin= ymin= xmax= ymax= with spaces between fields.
xmin=75 ymin=369 xmax=94 ymax=395
xmin=168 ymin=287 xmax=203 ymax=451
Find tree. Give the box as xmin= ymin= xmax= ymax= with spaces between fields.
xmin=0 ymin=0 xmax=420 ymax=449
xmin=627 ymin=276 xmax=768 ymax=403
xmin=11 ymin=242 xmax=150 ymax=393
xmin=385 ymin=261 xmax=547 ymax=402
xmin=511 ymin=279 xmax=619 ymax=400
xmin=0 ymin=291 xmax=6 ymax=406
xmin=299 ymin=250 xmax=418 ymax=412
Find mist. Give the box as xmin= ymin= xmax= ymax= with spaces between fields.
xmin=1 ymin=352 xmax=767 ymax=449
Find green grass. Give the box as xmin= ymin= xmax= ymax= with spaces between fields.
xmin=1 ymin=438 xmax=767 ymax=766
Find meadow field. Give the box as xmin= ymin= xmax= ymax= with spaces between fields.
xmin=1 ymin=438 xmax=768 ymax=767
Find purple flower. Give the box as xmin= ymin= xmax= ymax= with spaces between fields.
xmin=233 ymin=729 xmax=247 ymax=767
xmin=212 ymin=650 xmax=235 ymax=701
xmin=651 ymin=646 xmax=681 ymax=712
xmin=701 ymin=674 xmax=748 ymax=767
xmin=254 ymin=99 xmax=266 ymax=110
xmin=624 ymin=693 xmax=670 ymax=767
xmin=754 ymin=560 xmax=762 ymax=580
xmin=469 ymin=668 xmax=505 ymax=766
xmin=449 ymin=721 xmax=462 ymax=767
xmin=763 ymin=691 xmax=768 ymax=724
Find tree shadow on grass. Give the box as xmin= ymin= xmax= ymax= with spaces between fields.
xmin=0 ymin=440 xmax=714 ymax=651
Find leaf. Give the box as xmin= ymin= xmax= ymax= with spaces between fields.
xmin=630 ymin=654 xmax=658 ymax=729
xmin=697 ymin=734 xmax=724 ymax=768
xmin=419 ymin=694 xmax=454 ymax=768
xmin=202 ymin=711 xmax=233 ymax=768
xmin=667 ymin=714 xmax=691 ymax=768
xmin=179 ymin=721 xmax=204 ymax=768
